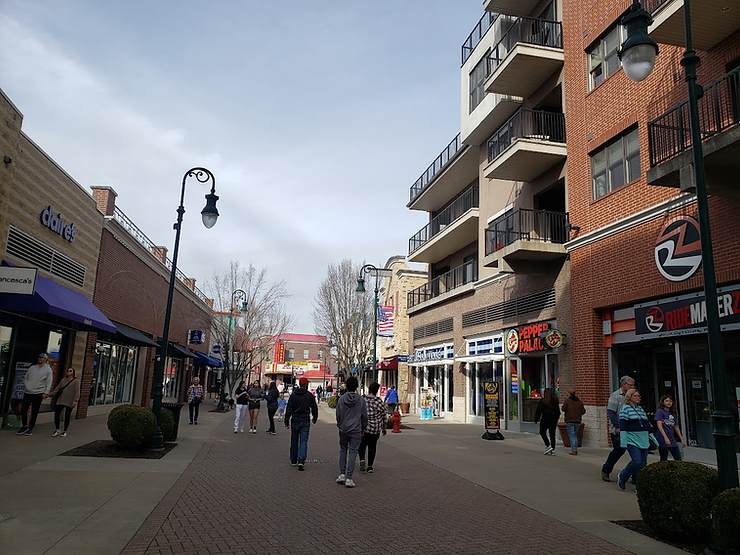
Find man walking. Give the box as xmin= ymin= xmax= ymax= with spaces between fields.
xmin=601 ymin=375 xmax=635 ymax=482
xmin=17 ymin=353 xmax=54 ymax=436
xmin=335 ymin=376 xmax=367 ymax=488
xmin=383 ymin=384 xmax=399 ymax=415
xmin=284 ymin=377 xmax=318 ymax=471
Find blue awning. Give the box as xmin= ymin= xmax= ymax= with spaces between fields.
xmin=0 ymin=272 xmax=116 ymax=334
xmin=192 ymin=350 xmax=223 ymax=368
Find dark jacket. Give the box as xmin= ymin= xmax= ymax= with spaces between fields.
xmin=284 ymin=388 xmax=318 ymax=425
xmin=534 ymin=399 xmax=561 ymax=425
xmin=562 ymin=394 xmax=586 ymax=423
xmin=265 ymin=388 xmax=279 ymax=410
xmin=336 ymin=392 xmax=368 ymax=436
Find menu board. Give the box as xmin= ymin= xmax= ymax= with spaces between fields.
xmin=484 ymin=381 xmax=500 ymax=431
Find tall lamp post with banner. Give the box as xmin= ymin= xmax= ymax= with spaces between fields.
xmin=218 ymin=288 xmax=246 ymax=412
xmin=151 ymin=168 xmax=219 ymax=449
xmin=617 ymin=0 xmax=738 ymax=489
xmin=356 ymin=264 xmax=391 ymax=382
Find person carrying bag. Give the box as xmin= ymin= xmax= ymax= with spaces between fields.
xmin=45 ymin=367 xmax=81 ymax=437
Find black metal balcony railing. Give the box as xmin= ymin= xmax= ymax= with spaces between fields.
xmin=462 ymin=12 xmax=499 ymax=65
xmin=487 ymin=109 xmax=566 ymax=163
xmin=487 ymin=16 xmax=563 ymax=73
xmin=410 ymin=133 xmax=464 ymax=204
xmin=409 ymin=186 xmax=479 ymax=254
xmin=407 ymin=259 xmax=479 ymax=309
xmin=642 ymin=0 xmax=670 ymax=14
xmin=485 ymin=208 xmax=570 ymax=256
xmin=648 ymin=65 xmax=740 ymax=167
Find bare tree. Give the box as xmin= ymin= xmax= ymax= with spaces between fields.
xmin=312 ymin=259 xmax=374 ymax=385
xmin=207 ymin=260 xmax=294 ymax=398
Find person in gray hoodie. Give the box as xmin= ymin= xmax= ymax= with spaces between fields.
xmin=335 ymin=376 xmax=367 ymax=488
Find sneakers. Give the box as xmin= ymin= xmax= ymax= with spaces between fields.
xmin=269 ymin=431 xmax=277 ymax=435
xmin=194 ymin=421 xmax=198 ymax=425
xmin=569 ymin=451 xmax=578 ymax=456
xmin=189 ymin=421 xmax=193 ymax=425
xmin=548 ymin=449 xmax=555 ymax=456
xmin=16 ymin=426 xmax=28 ymax=435
xmin=617 ymin=475 xmax=626 ymax=491
xmin=359 ymin=459 xmax=366 ymax=472
xmin=345 ymin=479 xmax=355 ymax=488
xmin=366 ymin=466 xmax=374 ymax=473
xmin=24 ymin=429 xmax=33 ymax=436
xmin=234 ymin=430 xmax=238 ymax=434
xmin=601 ymin=471 xmax=611 ymax=482
xmin=336 ymin=474 xmax=346 ymax=484
xmin=291 ymin=461 xmax=298 ymax=467
xmin=543 ymin=446 xmax=554 ymax=455
xmin=298 ymin=463 xmax=304 ymax=471
xmin=52 ymin=430 xmax=60 ymax=437
xmin=61 ymin=432 xmax=67 ymax=437
xmin=251 ymin=428 xmax=257 ymax=434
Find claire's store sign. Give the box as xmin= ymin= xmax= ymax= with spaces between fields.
xmin=40 ymin=205 xmax=76 ymax=243
xmin=505 ymin=321 xmax=564 ymax=354
xmin=635 ymin=283 xmax=740 ymax=339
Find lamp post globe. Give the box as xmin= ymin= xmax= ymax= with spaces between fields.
xmin=618 ymin=0 xmax=658 ymax=82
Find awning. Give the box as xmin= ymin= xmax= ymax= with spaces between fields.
xmin=99 ymin=321 xmax=160 ymax=347
xmin=192 ymin=351 xmax=223 ymax=368
xmin=375 ymin=356 xmax=398 ymax=370
xmin=0 ymin=272 xmax=116 ymax=333
xmin=159 ymin=342 xmax=196 ymax=359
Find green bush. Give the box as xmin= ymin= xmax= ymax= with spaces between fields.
xmin=107 ymin=404 xmax=156 ymax=449
xmin=637 ymin=460 xmax=719 ymax=543
xmin=712 ymin=488 xmax=740 ymax=555
xmin=155 ymin=407 xmax=175 ymax=442
xmin=326 ymin=395 xmax=338 ymax=409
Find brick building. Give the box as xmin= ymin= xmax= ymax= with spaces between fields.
xmin=263 ymin=333 xmax=335 ymax=393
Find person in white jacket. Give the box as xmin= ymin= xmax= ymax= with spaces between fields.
xmin=17 ymin=352 xmax=54 ymax=436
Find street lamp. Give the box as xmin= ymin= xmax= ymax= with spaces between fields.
xmin=356 ymin=264 xmax=387 ymax=382
xmin=218 ymin=288 xmax=246 ymax=411
xmin=619 ymin=0 xmax=739 ymax=490
xmin=151 ymin=167 xmax=219 ymax=449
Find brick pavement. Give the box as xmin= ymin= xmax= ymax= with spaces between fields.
xmin=121 ymin=410 xmax=634 ymax=555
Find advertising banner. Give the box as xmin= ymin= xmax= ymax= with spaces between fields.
xmin=483 ymin=381 xmax=501 ymax=431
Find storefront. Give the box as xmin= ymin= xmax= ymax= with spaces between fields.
xmin=409 ymin=343 xmax=454 ymax=417
xmin=457 ymin=334 xmax=505 ymax=426
xmin=607 ymin=284 xmax=740 ymax=459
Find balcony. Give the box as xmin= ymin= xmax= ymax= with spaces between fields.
xmin=408 ymin=133 xmax=479 ymax=212
xmin=484 ymin=16 xmax=564 ymax=98
xmin=408 ymin=186 xmax=479 ymax=263
xmin=483 ymin=0 xmax=541 ymax=17
xmin=644 ymin=0 xmax=740 ymax=52
xmin=462 ymin=12 xmax=499 ymax=65
xmin=646 ymin=65 xmax=740 ymax=196
xmin=483 ymin=208 xmax=569 ymax=272
xmin=483 ymin=109 xmax=567 ymax=182
xmin=407 ymin=259 xmax=478 ymax=310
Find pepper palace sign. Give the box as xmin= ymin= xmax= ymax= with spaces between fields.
xmin=505 ymin=321 xmax=564 ymax=355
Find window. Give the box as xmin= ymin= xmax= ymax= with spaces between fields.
xmin=591 ymin=128 xmax=640 ymax=198
xmin=587 ymin=24 xmax=625 ymax=90
xmin=469 ymin=51 xmax=490 ymax=113
xmin=303 ymin=349 xmax=309 ymax=360
xmin=287 ymin=348 xmax=295 ymax=361
xmin=317 ymin=349 xmax=323 ymax=360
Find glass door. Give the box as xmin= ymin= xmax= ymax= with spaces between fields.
xmin=681 ymin=339 xmax=713 ymax=448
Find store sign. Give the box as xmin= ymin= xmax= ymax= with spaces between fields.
xmin=483 ymin=381 xmax=501 ymax=432
xmin=408 ymin=346 xmax=452 ymax=364
xmin=635 ymin=283 xmax=740 ymax=338
xmin=654 ymin=215 xmax=701 ymax=282
xmin=188 ymin=329 xmax=204 ymax=344
xmin=506 ymin=322 xmax=561 ymax=354
xmin=274 ymin=341 xmax=285 ymax=364
xmin=0 ymin=267 xmax=37 ymax=294
xmin=211 ymin=344 xmax=221 ymax=354
xmin=40 ymin=205 xmax=76 ymax=243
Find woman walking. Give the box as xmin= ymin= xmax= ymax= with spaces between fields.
xmin=534 ymin=388 xmax=560 ymax=455
xmin=48 ymin=367 xmax=80 ymax=437
xmin=233 ymin=380 xmax=249 ymax=433
xmin=247 ymin=380 xmax=263 ymax=434
xmin=561 ymin=388 xmax=586 ymax=455
xmin=654 ymin=395 xmax=686 ymax=461
xmin=617 ymin=389 xmax=654 ymax=490
xmin=358 ymin=382 xmax=387 ymax=473
xmin=187 ymin=376 xmax=204 ymax=425
xmin=265 ymin=381 xmax=279 ymax=435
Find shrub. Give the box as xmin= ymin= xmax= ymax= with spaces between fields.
xmin=637 ymin=460 xmax=719 ymax=543
xmin=326 ymin=395 xmax=338 ymax=409
xmin=107 ymin=404 xmax=156 ymax=449
xmin=712 ymin=488 xmax=740 ymax=555
xmin=155 ymin=407 xmax=175 ymax=442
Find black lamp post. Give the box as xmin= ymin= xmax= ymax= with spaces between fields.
xmin=619 ymin=0 xmax=738 ymax=490
xmin=151 ymin=167 xmax=219 ymax=449
xmin=356 ymin=264 xmax=386 ymax=383
xmin=218 ymin=288 xmax=246 ymax=411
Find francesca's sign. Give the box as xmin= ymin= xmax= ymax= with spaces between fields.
xmin=506 ymin=321 xmax=562 ymax=354
xmin=0 ymin=267 xmax=37 ymax=295
xmin=635 ymin=283 xmax=740 ymax=338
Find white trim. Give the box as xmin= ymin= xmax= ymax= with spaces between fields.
xmin=566 ymin=193 xmax=696 ymax=252
xmin=455 ymin=354 xmax=505 ymax=363
xmin=486 ymin=203 xmax=514 ymax=225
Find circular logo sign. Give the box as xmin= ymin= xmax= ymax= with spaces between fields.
xmin=655 ymin=215 xmax=702 ymax=282
xmin=645 ymin=306 xmax=664 ymax=333
xmin=505 ymin=329 xmax=519 ymax=354
xmin=542 ymin=329 xmax=564 ymax=349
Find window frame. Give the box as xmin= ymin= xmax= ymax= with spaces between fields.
xmin=587 ymin=24 xmax=625 ymax=91
xmin=469 ymin=50 xmax=490 ymax=113
xmin=591 ymin=127 xmax=641 ymax=199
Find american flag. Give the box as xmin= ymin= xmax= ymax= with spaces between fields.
xmin=378 ymin=305 xmax=394 ymax=337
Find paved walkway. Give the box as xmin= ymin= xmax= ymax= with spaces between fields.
xmin=0 ymin=402 xmax=688 ymax=555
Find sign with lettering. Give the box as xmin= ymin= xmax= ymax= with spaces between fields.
xmin=483 ymin=381 xmax=501 ymax=431
xmin=635 ymin=283 xmax=740 ymax=338
xmin=505 ymin=321 xmax=561 ymax=354
xmin=0 ymin=267 xmax=37 ymax=295
xmin=188 ymin=329 xmax=204 ymax=344
xmin=40 ymin=205 xmax=76 ymax=243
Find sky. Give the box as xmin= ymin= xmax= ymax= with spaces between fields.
xmin=0 ymin=1 xmax=484 ymax=333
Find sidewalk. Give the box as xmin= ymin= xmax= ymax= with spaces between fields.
xmin=0 ymin=403 xmax=686 ymax=555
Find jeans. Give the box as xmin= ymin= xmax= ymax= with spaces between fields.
xmin=290 ymin=421 xmax=311 ymax=464
xmin=339 ymin=432 xmax=361 ymax=478
xmin=188 ymin=401 xmax=200 ymax=423
xmin=602 ymin=433 xmax=627 ymax=474
xmin=267 ymin=407 xmax=277 ymax=432
xmin=539 ymin=421 xmax=557 ymax=449
xmin=619 ymin=444 xmax=648 ymax=485
xmin=21 ymin=393 xmax=44 ymax=429
xmin=54 ymin=404 xmax=74 ymax=431
xmin=358 ymin=433 xmax=380 ymax=466
xmin=566 ymin=422 xmax=580 ymax=452
xmin=234 ymin=404 xmax=248 ymax=431
xmin=659 ymin=445 xmax=683 ymax=461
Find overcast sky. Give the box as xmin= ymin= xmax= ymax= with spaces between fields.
xmin=1 ymin=1 xmax=483 ymax=333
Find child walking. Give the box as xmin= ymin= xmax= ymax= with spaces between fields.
xmin=276 ymin=393 xmax=287 ymax=421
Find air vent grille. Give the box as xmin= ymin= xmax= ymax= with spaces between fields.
xmin=462 ymin=288 xmax=556 ymax=328
xmin=6 ymin=226 xmax=86 ymax=288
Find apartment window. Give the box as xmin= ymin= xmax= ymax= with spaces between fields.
xmin=591 ymin=128 xmax=640 ymax=199
xmin=318 ymin=349 xmax=323 ymax=359
xmin=587 ymin=24 xmax=625 ymax=90
xmin=287 ymin=348 xmax=295 ymax=361
xmin=469 ymin=50 xmax=490 ymax=113
xmin=303 ymin=349 xmax=309 ymax=360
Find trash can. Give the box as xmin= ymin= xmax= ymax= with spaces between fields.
xmin=558 ymin=422 xmax=585 ymax=447
xmin=162 ymin=402 xmax=185 ymax=441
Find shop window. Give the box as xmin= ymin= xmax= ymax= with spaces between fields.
xmin=90 ymin=342 xmax=138 ymax=406
xmin=591 ymin=127 xmax=640 ymax=199
xmin=587 ymin=24 xmax=625 ymax=91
